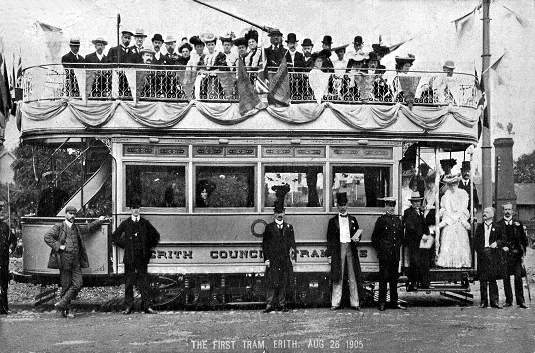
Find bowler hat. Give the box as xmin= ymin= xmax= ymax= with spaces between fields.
xmin=134 ymin=29 xmax=147 ymax=38
xmin=285 ymin=33 xmax=298 ymax=43
xmin=267 ymin=28 xmax=283 ymax=37
xmin=301 ymin=38 xmax=313 ymax=47
xmin=461 ymin=161 xmax=471 ymax=172
xmin=336 ymin=192 xmax=348 ymax=206
xmin=69 ymin=37 xmax=81 ymax=46
xmin=91 ymin=37 xmax=108 ymax=45
xmin=65 ymin=205 xmax=77 ymax=214
xmin=321 ymin=35 xmax=333 ymax=45
xmin=443 ymin=60 xmax=455 ymax=70
xmin=353 ymin=35 xmax=363 ymax=45
xmin=152 ymin=33 xmax=164 ymax=42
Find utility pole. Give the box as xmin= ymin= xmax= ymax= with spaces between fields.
xmin=481 ymin=0 xmax=492 ymax=209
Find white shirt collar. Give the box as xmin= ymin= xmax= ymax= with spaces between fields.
xmin=275 ymin=219 xmax=284 ymax=226
xmin=96 ymin=52 xmax=104 ymax=60
xmin=504 ymin=216 xmax=513 ymax=224
xmin=64 ymin=219 xmax=73 ymax=228
xmin=131 ymin=215 xmax=140 ymax=222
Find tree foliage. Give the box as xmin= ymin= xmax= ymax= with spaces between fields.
xmin=514 ymin=149 xmax=535 ymax=183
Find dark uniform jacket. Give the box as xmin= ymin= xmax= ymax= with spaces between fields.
xmin=265 ymin=44 xmax=286 ymax=70
xmin=84 ymin=52 xmax=107 ymax=64
xmin=403 ymin=207 xmax=429 ymax=251
xmin=262 ymin=221 xmax=296 ymax=287
xmin=372 ymin=213 xmax=404 ymax=264
xmin=61 ymin=51 xmax=85 ymax=66
xmin=496 ymin=218 xmax=528 ymax=273
xmin=0 ymin=221 xmax=17 ymax=268
xmin=474 ymin=222 xmax=506 ymax=281
xmin=129 ymin=46 xmax=144 ymax=64
xmin=325 ymin=214 xmax=360 ymax=283
xmin=106 ymin=45 xmax=132 ymax=64
xmin=112 ymin=217 xmax=160 ymax=267
xmin=43 ymin=220 xmax=104 ymax=269
xmin=458 ymin=178 xmax=479 ymax=210
xmin=284 ymin=51 xmax=306 ymax=72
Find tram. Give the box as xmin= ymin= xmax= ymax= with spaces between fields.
xmin=14 ymin=62 xmax=480 ymax=307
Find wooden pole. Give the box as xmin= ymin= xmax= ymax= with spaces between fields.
xmin=481 ymin=0 xmax=492 ymax=209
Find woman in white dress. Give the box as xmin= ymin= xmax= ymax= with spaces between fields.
xmin=436 ymin=174 xmax=472 ymax=268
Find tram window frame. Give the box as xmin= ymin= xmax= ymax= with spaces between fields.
xmin=261 ymin=163 xmax=326 ymax=213
xmin=123 ymin=162 xmax=188 ymax=212
xmin=330 ymin=164 xmax=393 ymax=211
xmin=193 ymin=164 xmax=257 ymax=213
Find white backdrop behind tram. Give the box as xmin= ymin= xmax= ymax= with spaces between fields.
xmin=1 ymin=0 xmax=534 ymax=163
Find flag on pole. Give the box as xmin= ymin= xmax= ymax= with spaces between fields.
xmin=387 ymin=37 xmax=414 ymax=55
xmin=0 ymin=53 xmax=13 ymax=129
xmin=452 ymin=7 xmax=477 ymax=39
xmin=236 ymin=57 xmax=265 ymax=117
xmin=35 ymin=21 xmax=64 ymax=63
xmin=489 ymin=52 xmax=506 ymax=86
xmin=73 ymin=68 xmax=87 ymax=103
xmin=267 ymin=56 xmax=290 ymax=106
xmin=502 ymin=4 xmax=527 ymax=27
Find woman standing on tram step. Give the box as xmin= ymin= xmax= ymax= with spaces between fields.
xmin=436 ymin=174 xmax=472 ymax=268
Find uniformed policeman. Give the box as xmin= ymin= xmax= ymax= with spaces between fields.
xmin=371 ymin=197 xmax=406 ymax=311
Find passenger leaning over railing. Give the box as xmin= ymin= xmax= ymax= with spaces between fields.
xmin=61 ymin=38 xmax=85 ymax=97
xmin=85 ymin=37 xmax=110 ymax=98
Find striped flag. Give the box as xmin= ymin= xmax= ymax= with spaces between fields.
xmin=237 ymin=57 xmax=265 ymax=117
xmin=0 ymin=52 xmax=13 ymax=129
xmin=267 ymin=56 xmax=290 ymax=107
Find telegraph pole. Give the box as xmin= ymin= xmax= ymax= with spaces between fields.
xmin=481 ymin=0 xmax=492 ymax=209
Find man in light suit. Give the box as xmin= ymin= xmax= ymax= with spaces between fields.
xmin=326 ymin=193 xmax=362 ymax=310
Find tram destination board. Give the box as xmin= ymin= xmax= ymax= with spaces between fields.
xmin=262 ymin=146 xmax=325 ymax=158
xmin=193 ymin=146 xmax=257 ymax=157
xmin=330 ymin=146 xmax=393 ymax=159
xmin=123 ymin=144 xmax=188 ymax=157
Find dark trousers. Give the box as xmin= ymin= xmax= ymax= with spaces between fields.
xmin=59 ymin=261 xmax=83 ymax=307
xmin=0 ymin=265 xmax=9 ymax=314
xmin=266 ymin=286 xmax=286 ymax=309
xmin=378 ymin=261 xmax=399 ymax=305
xmin=124 ymin=262 xmax=152 ymax=309
xmin=480 ymin=280 xmax=499 ymax=306
xmin=504 ymin=260 xmax=525 ymax=305
xmin=408 ymin=247 xmax=430 ymax=287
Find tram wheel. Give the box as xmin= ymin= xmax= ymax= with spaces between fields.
xmin=150 ymin=275 xmax=184 ymax=308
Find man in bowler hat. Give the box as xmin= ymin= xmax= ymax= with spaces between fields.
xmin=372 ymin=197 xmax=406 ymax=311
xmin=262 ymin=201 xmax=296 ymax=312
xmin=0 ymin=204 xmax=17 ymax=314
xmin=301 ymin=38 xmax=314 ymax=67
xmin=44 ymin=206 xmax=107 ymax=317
xmin=326 ymin=193 xmax=362 ymax=310
xmin=284 ymin=33 xmax=306 ymax=72
xmin=112 ymin=198 xmax=160 ymax=314
xmin=458 ymin=161 xmax=479 ymax=213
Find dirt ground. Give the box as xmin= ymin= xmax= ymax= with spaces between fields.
xmin=1 ymin=249 xmax=534 ymax=353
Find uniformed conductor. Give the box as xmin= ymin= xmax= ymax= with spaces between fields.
xmin=262 ymin=201 xmax=297 ymax=313
xmin=112 ymin=198 xmax=160 ymax=314
xmin=371 ymin=197 xmax=406 ymax=311
xmin=43 ymin=206 xmax=106 ymax=317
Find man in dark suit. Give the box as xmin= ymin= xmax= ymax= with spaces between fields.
xmin=458 ymin=161 xmax=479 ymax=213
xmin=85 ymin=37 xmax=109 ymax=97
xmin=262 ymin=202 xmax=296 ymax=313
xmin=107 ymin=29 xmax=133 ymax=64
xmin=284 ymin=33 xmax=306 ymax=71
xmin=44 ymin=206 xmax=106 ymax=317
xmin=264 ymin=29 xmax=285 ymax=71
xmin=151 ymin=33 xmax=166 ymax=65
xmin=301 ymin=38 xmax=314 ymax=68
xmin=497 ymin=203 xmax=529 ymax=308
xmin=112 ymin=198 xmax=160 ymax=314
xmin=0 ymin=205 xmax=17 ymax=315
xmin=403 ymin=191 xmax=431 ymax=290
xmin=129 ymin=29 xmax=147 ymax=64
xmin=61 ymin=37 xmax=85 ymax=97
xmin=326 ymin=193 xmax=362 ymax=310
xmin=371 ymin=197 xmax=406 ymax=311
xmin=474 ymin=207 xmax=505 ymax=308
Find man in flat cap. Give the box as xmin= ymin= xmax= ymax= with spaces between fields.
xmin=112 ymin=198 xmax=160 ymax=314
xmin=372 ymin=197 xmax=406 ymax=311
xmin=265 ymin=29 xmax=285 ymax=71
xmin=107 ymin=29 xmax=133 ymax=64
xmin=61 ymin=37 xmax=85 ymax=97
xmin=44 ymin=206 xmax=107 ymax=317
xmin=130 ymin=29 xmax=147 ymax=64
xmin=0 ymin=204 xmax=17 ymax=314
xmin=262 ymin=201 xmax=296 ymax=313
xmin=326 ymin=193 xmax=362 ymax=310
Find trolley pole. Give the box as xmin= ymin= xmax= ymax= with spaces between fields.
xmin=481 ymin=0 xmax=492 ymax=209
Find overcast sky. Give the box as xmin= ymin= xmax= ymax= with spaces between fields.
xmin=1 ymin=0 xmax=534 ymax=164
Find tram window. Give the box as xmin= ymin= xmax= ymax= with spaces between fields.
xmin=195 ymin=166 xmax=255 ymax=208
xmin=332 ymin=166 xmax=390 ymax=207
xmin=264 ymin=166 xmax=324 ymax=208
xmin=125 ymin=165 xmax=186 ymax=208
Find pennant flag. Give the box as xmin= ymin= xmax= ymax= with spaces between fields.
xmin=85 ymin=70 xmax=97 ymax=100
xmin=267 ymin=56 xmax=290 ymax=106
xmin=237 ymin=58 xmax=265 ymax=117
xmin=308 ymin=69 xmax=330 ymax=104
xmin=387 ymin=37 xmax=414 ymax=55
xmin=452 ymin=7 xmax=476 ymax=39
xmin=35 ymin=21 xmax=64 ymax=63
xmin=490 ymin=52 xmax=506 ymax=85
xmin=73 ymin=68 xmax=87 ymax=103
xmin=398 ymin=75 xmax=421 ymax=97
xmin=0 ymin=53 xmax=13 ymax=129
xmin=502 ymin=4 xmax=527 ymax=27
xmin=123 ymin=68 xmax=137 ymax=102
xmin=219 ymin=71 xmax=237 ymax=99
xmin=134 ymin=70 xmax=149 ymax=104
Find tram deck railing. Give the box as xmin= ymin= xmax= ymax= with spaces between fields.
xmin=21 ymin=64 xmax=479 ymax=108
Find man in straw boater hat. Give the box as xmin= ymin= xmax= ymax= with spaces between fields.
xmin=61 ymin=37 xmax=85 ymax=64
xmin=326 ymin=192 xmax=362 ymax=311
xmin=403 ymin=190 xmax=431 ymax=291
xmin=372 ymin=196 xmax=406 ymax=311
xmin=44 ymin=206 xmax=107 ymax=318
xmin=85 ymin=37 xmax=110 ymax=97
xmin=112 ymin=197 xmax=160 ymax=314
xmin=129 ymin=28 xmax=148 ymax=64
xmin=261 ymin=194 xmax=297 ymax=313
xmin=474 ymin=207 xmax=505 ymax=309
xmin=85 ymin=37 xmax=108 ymax=63
xmin=164 ymin=35 xmax=179 ymax=65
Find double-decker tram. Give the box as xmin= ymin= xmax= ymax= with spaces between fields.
xmin=15 ymin=62 xmax=480 ymax=307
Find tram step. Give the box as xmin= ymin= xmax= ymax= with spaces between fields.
xmin=226 ymin=301 xmax=265 ymax=306
xmin=413 ymin=286 xmax=470 ymax=292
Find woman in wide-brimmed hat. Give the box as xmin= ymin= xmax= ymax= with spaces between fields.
xmin=436 ymin=173 xmax=472 ymax=268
